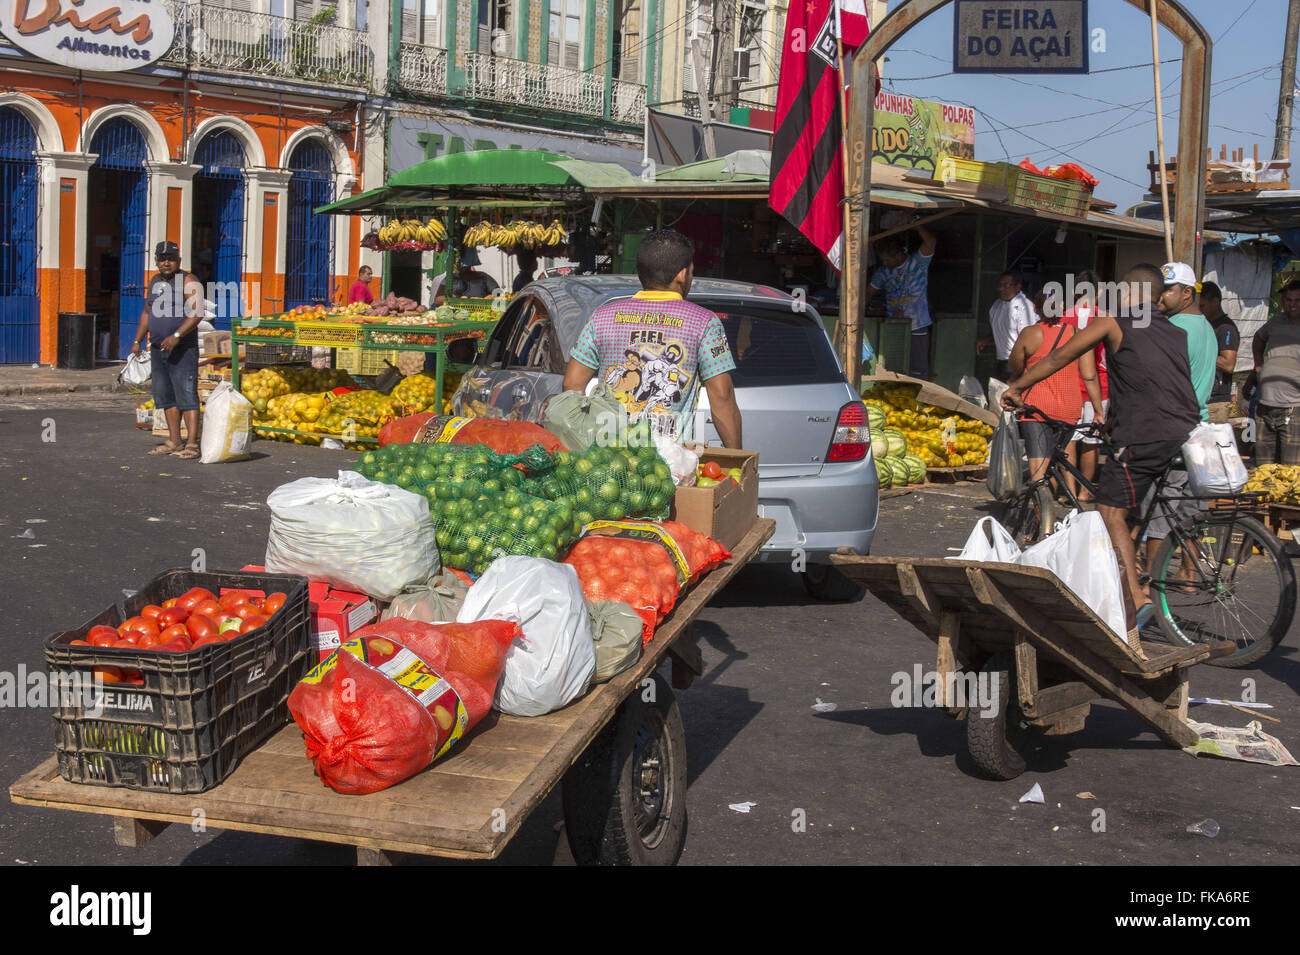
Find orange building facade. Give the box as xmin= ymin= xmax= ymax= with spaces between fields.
xmin=0 ymin=67 xmax=364 ymax=363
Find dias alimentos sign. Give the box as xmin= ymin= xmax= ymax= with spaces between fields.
xmin=2 ymin=0 xmax=176 ymax=71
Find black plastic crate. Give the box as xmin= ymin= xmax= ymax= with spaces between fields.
xmin=45 ymin=569 xmax=310 ymax=794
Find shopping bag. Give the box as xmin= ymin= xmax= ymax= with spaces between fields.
xmin=1018 ymin=510 xmax=1126 ymax=639
xmin=949 ymin=516 xmax=1022 ymax=563
xmin=986 ymin=411 xmax=1026 ymax=500
xmin=1182 ymin=422 xmax=1247 ymax=496
xmin=118 ymin=351 xmax=151 ymax=387
xmin=199 ymin=381 xmax=253 ymax=464
xmin=542 ymin=380 xmax=627 ymax=450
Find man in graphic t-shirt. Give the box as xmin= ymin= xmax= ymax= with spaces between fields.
xmin=562 ymin=230 xmax=742 ymax=446
xmin=868 ymin=220 xmax=937 ymax=379
xmin=1245 ymin=280 xmax=1300 ymax=465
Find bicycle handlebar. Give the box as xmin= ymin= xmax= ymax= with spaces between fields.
xmin=1014 ymin=403 xmax=1103 ymax=437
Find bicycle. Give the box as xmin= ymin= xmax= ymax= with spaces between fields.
xmin=996 ymin=406 xmax=1296 ymax=668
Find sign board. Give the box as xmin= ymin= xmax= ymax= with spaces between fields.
xmin=953 ymin=0 xmax=1088 ymax=74
xmin=391 ymin=115 xmax=641 ymax=175
xmin=0 ymin=0 xmax=175 ymax=71
xmin=873 ymin=93 xmax=976 ymax=173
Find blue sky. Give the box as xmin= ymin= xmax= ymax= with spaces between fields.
xmin=879 ymin=0 xmax=1295 ymax=214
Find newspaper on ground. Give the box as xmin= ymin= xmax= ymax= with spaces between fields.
xmin=1184 ymin=721 xmax=1299 ymax=767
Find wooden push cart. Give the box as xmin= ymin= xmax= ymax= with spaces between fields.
xmin=10 ymin=520 xmax=774 ymax=865
xmin=829 ymin=555 xmax=1233 ymax=779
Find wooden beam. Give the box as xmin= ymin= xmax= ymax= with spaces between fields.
xmin=897 ymin=563 xmax=941 ymax=630
xmin=113 ymin=816 xmax=169 ymax=849
xmin=1013 ymin=631 xmax=1038 ymax=712
xmin=965 ymin=568 xmax=1201 ymax=747
xmin=935 ymin=611 xmax=963 ymax=717
xmin=869 ymin=207 xmax=961 ymax=244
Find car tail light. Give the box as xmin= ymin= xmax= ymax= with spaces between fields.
xmin=826 ymin=402 xmax=869 ymax=462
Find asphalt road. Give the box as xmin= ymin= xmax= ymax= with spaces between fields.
xmin=2 ymin=392 xmax=1298 ymax=869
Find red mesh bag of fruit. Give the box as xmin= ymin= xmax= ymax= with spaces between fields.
xmin=562 ymin=536 xmax=681 ymax=643
xmin=655 ymin=520 xmax=731 ymax=582
xmin=379 ymin=412 xmax=566 ymax=454
xmin=288 ymin=617 xmax=520 ymax=793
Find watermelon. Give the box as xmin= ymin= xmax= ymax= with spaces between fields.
xmin=864 ymin=403 xmax=887 ymax=432
xmin=874 ymin=455 xmax=893 ymax=489
xmin=886 ymin=458 xmax=911 ymax=486
xmin=870 ymin=429 xmax=888 ymax=460
xmin=903 ymin=454 xmax=928 ymax=484
xmin=884 ymin=428 xmax=908 ymax=458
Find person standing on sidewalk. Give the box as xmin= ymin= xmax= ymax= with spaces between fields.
xmin=979 ymin=271 xmax=1036 ymax=381
xmin=1244 ymin=280 xmax=1300 ymax=465
xmin=1002 ymin=264 xmax=1200 ymax=633
xmin=131 ymin=241 xmax=204 ymax=459
xmin=867 ymin=219 xmax=937 ymax=379
xmin=1198 ymin=280 xmax=1240 ymax=423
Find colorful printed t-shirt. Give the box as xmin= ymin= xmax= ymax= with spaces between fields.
xmin=570 ymin=290 xmax=736 ymax=439
xmin=869 ymin=250 xmax=933 ymax=331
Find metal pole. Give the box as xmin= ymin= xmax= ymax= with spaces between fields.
xmin=1149 ymin=0 xmax=1174 ymax=264
xmin=1274 ymin=0 xmax=1300 ymax=161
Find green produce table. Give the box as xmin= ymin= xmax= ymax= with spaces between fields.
xmin=230 ymin=306 xmax=499 ymax=446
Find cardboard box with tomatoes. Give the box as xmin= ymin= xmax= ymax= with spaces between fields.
xmin=669 ymin=447 xmax=759 ymax=551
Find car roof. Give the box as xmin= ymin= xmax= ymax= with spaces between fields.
xmin=523 ymin=275 xmax=821 ymax=351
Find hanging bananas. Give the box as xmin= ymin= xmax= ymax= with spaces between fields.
xmin=460 ymin=218 xmax=570 ymax=252
xmin=376 ymin=218 xmax=447 ymax=250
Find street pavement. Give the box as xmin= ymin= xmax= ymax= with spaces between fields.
xmin=1 ymin=391 xmax=1298 ymax=867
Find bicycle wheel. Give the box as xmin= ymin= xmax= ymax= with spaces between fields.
xmin=1152 ymin=514 xmax=1296 ymax=667
xmin=998 ymin=484 xmax=1057 ymax=548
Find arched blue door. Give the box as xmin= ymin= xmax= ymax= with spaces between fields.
xmin=286 ymin=141 xmax=334 ymax=308
xmin=194 ymin=131 xmax=246 ymax=330
xmin=90 ymin=118 xmax=149 ymax=358
xmin=0 ymin=107 xmax=40 ymax=364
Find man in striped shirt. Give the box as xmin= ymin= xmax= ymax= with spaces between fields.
xmin=562 ymin=230 xmax=743 ymax=447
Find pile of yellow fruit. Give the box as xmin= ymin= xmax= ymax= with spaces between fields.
xmin=863 ymin=383 xmax=993 ymax=468
xmin=240 ymin=366 xmax=356 ymax=416
xmin=391 ymin=371 xmax=462 ymax=415
xmin=1244 ymin=464 xmax=1300 ymax=504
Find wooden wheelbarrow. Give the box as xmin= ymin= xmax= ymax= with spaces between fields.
xmin=830 ymin=556 xmax=1232 ymax=779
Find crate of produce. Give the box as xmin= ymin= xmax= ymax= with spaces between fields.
xmin=293 ymin=321 xmax=363 ymax=348
xmin=244 ymin=342 xmax=314 ymax=367
xmin=1008 ymin=169 xmax=1092 ymax=217
xmin=234 ymin=317 xmax=296 ymax=341
xmin=936 ymin=155 xmax=1019 ymax=188
xmin=445 ymin=297 xmax=502 ymax=319
xmin=335 ymin=347 xmax=402 ymax=376
xmin=45 ymin=569 xmax=311 ymax=794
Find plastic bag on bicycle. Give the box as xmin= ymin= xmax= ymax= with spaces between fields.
xmin=1183 ymin=423 xmax=1247 ymax=496
xmin=986 ymin=411 xmax=1026 ymax=501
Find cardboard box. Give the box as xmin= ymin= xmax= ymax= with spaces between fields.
xmin=242 ymin=566 xmax=377 ymax=662
xmin=861 ymin=371 xmax=999 ymax=428
xmin=134 ymin=396 xmax=153 ymax=430
xmin=151 ymin=408 xmax=196 ymax=439
xmin=669 ymin=447 xmax=759 ymax=551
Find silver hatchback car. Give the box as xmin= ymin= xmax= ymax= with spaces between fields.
xmin=451 ymin=275 xmax=879 ymax=599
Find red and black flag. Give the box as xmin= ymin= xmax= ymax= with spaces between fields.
xmin=770 ymin=0 xmax=864 ymax=270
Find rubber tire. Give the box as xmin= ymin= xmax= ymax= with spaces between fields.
xmin=965 ymin=651 xmax=1034 ymax=780
xmin=998 ymin=484 xmax=1056 ymax=549
xmin=561 ymin=672 xmax=687 ymax=866
xmin=1153 ymin=514 xmax=1296 ymax=668
xmin=802 ymin=563 xmax=867 ymax=602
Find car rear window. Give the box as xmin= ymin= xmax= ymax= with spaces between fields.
xmin=714 ymin=310 xmax=843 ymax=387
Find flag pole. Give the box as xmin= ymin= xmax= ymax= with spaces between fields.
xmin=835 ymin=2 xmax=863 ymax=382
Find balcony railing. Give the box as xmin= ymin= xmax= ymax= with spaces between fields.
xmin=398 ymin=42 xmax=448 ymax=98
xmin=162 ymin=0 xmax=372 ymax=89
xmin=463 ymin=52 xmax=645 ymax=123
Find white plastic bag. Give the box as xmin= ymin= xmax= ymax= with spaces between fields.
xmin=200 ymin=381 xmax=253 ymax=464
xmin=653 ymin=433 xmax=699 ymax=486
xmin=119 ymin=351 xmax=151 ymax=387
xmin=987 ymin=377 xmax=1008 ymax=412
xmin=1183 ymin=422 xmax=1247 ymax=496
xmin=1019 ymin=510 xmax=1126 ymax=638
xmin=457 ymin=556 xmax=595 ymax=716
xmin=949 ymin=516 xmax=1022 ymax=563
xmin=265 ymin=470 xmax=438 ymax=600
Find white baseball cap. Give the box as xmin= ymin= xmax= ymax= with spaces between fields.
xmin=1161 ymin=262 xmax=1198 ymax=289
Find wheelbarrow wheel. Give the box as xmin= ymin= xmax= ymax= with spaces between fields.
xmin=966 ymin=651 xmax=1034 ymax=780
xmin=561 ymin=672 xmax=687 ymax=865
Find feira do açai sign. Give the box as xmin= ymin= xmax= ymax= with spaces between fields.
xmin=1 ymin=0 xmax=176 ymax=71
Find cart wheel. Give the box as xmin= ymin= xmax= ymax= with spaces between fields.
xmin=561 ymin=672 xmax=688 ymax=866
xmin=802 ymin=563 xmax=866 ymax=602
xmin=965 ymin=651 xmax=1034 ymax=780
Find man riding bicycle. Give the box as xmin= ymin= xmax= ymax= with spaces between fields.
xmin=1002 ymin=264 xmax=1201 ymax=632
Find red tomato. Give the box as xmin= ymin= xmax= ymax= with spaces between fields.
xmin=140 ymin=604 xmax=164 ymax=621
xmin=262 ymin=593 xmax=288 ymax=617
xmin=88 ymin=629 xmax=120 ymax=648
xmin=122 ymin=669 xmax=145 ymax=685
xmin=69 ymin=639 xmax=89 ymax=646
xmin=157 ymin=607 xmax=188 ymax=629
xmin=120 ymin=616 xmax=160 ymax=637
xmin=218 ymin=591 xmax=253 ymax=613
xmin=87 ymin=625 xmax=120 ymax=645
xmin=156 ymin=640 xmax=190 ymax=653
xmin=159 ymin=623 xmax=189 ymax=642
xmin=189 ymin=633 xmax=225 ymax=650
xmin=175 ymin=589 xmax=211 ymax=614
xmin=701 ymin=461 xmax=724 ymax=481
xmin=186 ymin=613 xmax=218 ymax=640
xmin=192 ymin=599 xmax=224 ymax=619
xmin=138 ymin=630 xmax=167 ymax=650
xmin=93 ymin=666 xmax=124 ymax=684
xmin=113 ymin=632 xmax=141 ymax=647
xmin=233 ymin=603 xmax=266 ymax=622
xmin=239 ymin=614 xmax=268 ymax=634
xmin=161 ymin=597 xmax=180 ymax=609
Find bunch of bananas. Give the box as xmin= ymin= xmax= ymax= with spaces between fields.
xmin=377 ymin=218 xmax=447 ymax=249
xmin=462 ymin=219 xmax=569 ymax=251
xmin=1244 ymin=464 xmax=1300 ymax=504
